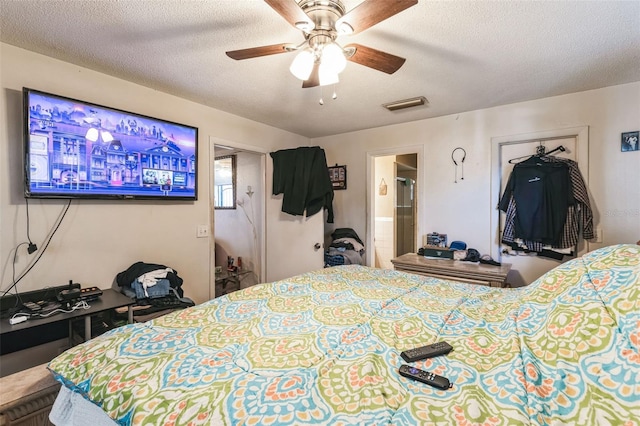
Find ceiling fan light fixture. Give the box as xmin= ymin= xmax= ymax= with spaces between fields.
xmin=318 ymin=63 xmax=339 ymax=86
xmin=321 ymin=42 xmax=347 ymax=74
xmin=227 ymin=0 xmax=419 ymax=92
xmin=290 ymin=49 xmax=315 ymax=80
xmin=382 ymin=96 xmax=428 ymax=111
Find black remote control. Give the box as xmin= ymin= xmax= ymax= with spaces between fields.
xmin=399 ymin=364 xmax=451 ymax=390
xmin=401 ymin=341 xmax=453 ymax=362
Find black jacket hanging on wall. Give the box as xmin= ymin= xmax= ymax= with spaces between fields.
xmin=270 ymin=146 xmax=334 ymax=223
xmin=499 ymin=157 xmax=572 ymax=245
xmin=499 ymin=155 xmax=593 ymax=256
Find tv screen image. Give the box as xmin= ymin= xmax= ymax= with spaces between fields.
xmin=23 ymin=88 xmax=198 ymax=200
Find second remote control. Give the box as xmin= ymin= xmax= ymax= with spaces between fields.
xmin=399 ymin=364 xmax=451 ymax=390
xmin=401 ymin=341 xmax=453 ymax=362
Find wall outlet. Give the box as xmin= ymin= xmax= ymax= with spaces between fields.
xmin=196 ymin=225 xmax=210 ymax=238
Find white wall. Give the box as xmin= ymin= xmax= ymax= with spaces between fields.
xmin=317 ymin=82 xmax=640 ymax=282
xmin=1 ymin=43 xmax=308 ymax=305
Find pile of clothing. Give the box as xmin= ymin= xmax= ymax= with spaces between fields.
xmin=116 ymin=261 xmax=194 ymax=322
xmin=325 ymin=228 xmax=364 ymax=267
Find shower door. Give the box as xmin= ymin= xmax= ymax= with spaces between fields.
xmin=395 ymin=177 xmax=415 ymax=256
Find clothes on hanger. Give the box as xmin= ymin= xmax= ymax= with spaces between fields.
xmin=499 ymin=153 xmax=593 ymax=258
xmin=507 ymin=144 xmax=566 ymax=164
xmin=270 ymin=146 xmax=334 ymax=223
xmin=500 ymin=157 xmax=572 ymax=244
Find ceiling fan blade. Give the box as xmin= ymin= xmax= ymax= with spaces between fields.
xmin=226 ymin=43 xmax=294 ymax=60
xmin=345 ymin=44 xmax=406 ymax=74
xmin=337 ymin=0 xmax=418 ymax=35
xmin=264 ymin=0 xmax=314 ymax=31
xmin=302 ymin=63 xmax=320 ymax=88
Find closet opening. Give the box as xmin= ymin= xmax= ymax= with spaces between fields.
xmin=490 ymin=126 xmax=590 ymax=287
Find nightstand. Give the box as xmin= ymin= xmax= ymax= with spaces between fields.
xmin=0 ymin=363 xmax=60 ymax=426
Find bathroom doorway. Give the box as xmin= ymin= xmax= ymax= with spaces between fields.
xmin=370 ymin=152 xmax=419 ymax=269
xmin=211 ymin=139 xmax=266 ymax=298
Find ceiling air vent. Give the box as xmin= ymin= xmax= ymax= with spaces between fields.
xmin=382 ymin=96 xmax=427 ymax=111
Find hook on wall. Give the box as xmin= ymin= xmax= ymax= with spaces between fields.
xmin=451 ymin=147 xmax=466 ymax=183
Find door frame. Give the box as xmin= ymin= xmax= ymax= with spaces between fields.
xmin=366 ymin=144 xmax=424 ymax=267
xmin=209 ymin=137 xmax=267 ymax=299
xmin=489 ymin=126 xmax=590 ymax=261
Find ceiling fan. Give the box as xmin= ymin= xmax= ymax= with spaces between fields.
xmin=226 ymin=0 xmax=418 ymax=89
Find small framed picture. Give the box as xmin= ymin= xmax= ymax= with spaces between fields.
xmin=621 ymin=131 xmax=639 ymax=152
xmin=328 ymin=165 xmax=347 ymax=190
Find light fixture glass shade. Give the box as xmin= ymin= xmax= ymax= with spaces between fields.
xmin=319 ymin=62 xmax=339 ymax=86
xmin=85 ymin=127 xmax=99 ymax=142
xmin=290 ymin=49 xmax=314 ymax=80
xmin=321 ymin=43 xmax=347 ymax=74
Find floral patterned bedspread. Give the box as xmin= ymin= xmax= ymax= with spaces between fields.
xmin=49 ymin=244 xmax=640 ymax=425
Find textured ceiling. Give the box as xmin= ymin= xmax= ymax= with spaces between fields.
xmin=1 ymin=0 xmax=639 ymax=138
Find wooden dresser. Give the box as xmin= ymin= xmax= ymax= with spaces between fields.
xmin=391 ymin=253 xmax=512 ymax=288
xmin=0 ymin=363 xmax=60 ymax=426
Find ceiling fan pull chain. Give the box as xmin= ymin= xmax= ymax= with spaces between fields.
xmin=319 ymin=86 xmax=324 ymax=105
xmin=332 ymin=84 xmax=337 ymax=100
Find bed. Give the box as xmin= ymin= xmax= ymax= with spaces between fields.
xmin=47 ymin=244 xmax=639 ymax=425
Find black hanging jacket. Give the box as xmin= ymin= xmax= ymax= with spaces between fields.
xmin=270 ymin=146 xmax=334 ymax=223
xmin=499 ymin=158 xmax=572 ymax=245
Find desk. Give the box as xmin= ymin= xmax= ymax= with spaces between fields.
xmin=1 ymin=289 xmax=135 ymax=345
xmin=391 ymin=254 xmax=512 ymax=288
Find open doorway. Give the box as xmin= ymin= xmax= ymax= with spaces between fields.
xmin=211 ymin=138 xmax=267 ymax=297
xmin=367 ymin=146 xmax=423 ymax=269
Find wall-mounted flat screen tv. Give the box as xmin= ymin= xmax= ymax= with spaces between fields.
xmin=23 ymin=88 xmax=198 ymax=200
